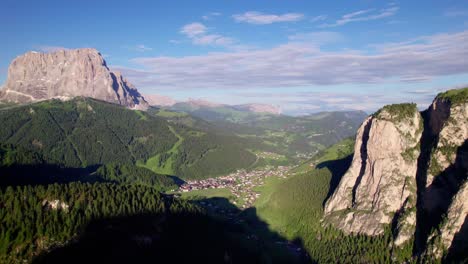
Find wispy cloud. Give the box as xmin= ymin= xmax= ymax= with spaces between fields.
xmin=319 ymin=6 xmax=399 ymax=27
xmin=229 ymin=90 xmax=428 ymax=114
xmin=181 ymin=22 xmax=207 ymax=37
xmin=444 ymin=9 xmax=468 ymax=17
xmin=288 ymin=31 xmax=344 ymax=46
xmin=36 ymin=46 xmax=70 ymax=52
xmin=115 ymin=30 xmax=468 ymax=109
xmin=122 ymin=44 xmax=153 ymax=52
xmin=202 ymin=12 xmax=222 ymax=20
xmin=310 ymin=15 xmax=327 ymax=23
xmin=134 ymin=44 xmax=152 ymax=52
xmin=180 ymin=22 xmax=234 ymax=47
xmin=233 ymin=11 xmax=304 ymax=24
xmin=169 ymin=39 xmax=181 ymax=44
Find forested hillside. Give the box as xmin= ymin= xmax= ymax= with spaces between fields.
xmin=0 ymin=182 xmax=299 ymax=263
xmin=163 ymin=105 xmax=367 ymax=157
xmin=0 ymin=98 xmax=258 ymax=181
xmin=254 ymin=139 xmax=417 ymax=263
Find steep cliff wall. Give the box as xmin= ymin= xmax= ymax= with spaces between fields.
xmin=324 ymin=88 xmax=467 ymax=257
xmin=0 ymin=48 xmax=148 ymax=109
xmin=324 ymin=104 xmax=422 ymax=245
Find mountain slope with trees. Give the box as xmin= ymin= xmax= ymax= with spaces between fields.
xmin=0 ymin=98 xmax=258 ymax=181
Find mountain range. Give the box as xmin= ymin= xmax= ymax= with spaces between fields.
xmin=0 ymin=48 xmax=466 ymax=263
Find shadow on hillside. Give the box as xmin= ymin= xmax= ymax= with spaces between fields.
xmin=0 ymin=163 xmax=186 ymax=189
xmin=168 ymin=175 xmax=186 ymax=186
xmin=0 ymin=163 xmax=102 ymax=187
xmin=316 ymin=154 xmax=353 ymax=206
xmin=445 ymin=215 xmax=468 ymax=262
xmin=32 ymin=197 xmax=311 ymax=264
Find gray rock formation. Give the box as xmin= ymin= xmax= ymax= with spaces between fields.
xmin=323 ymin=88 xmax=468 ymax=259
xmin=0 ymin=48 xmax=148 ymax=109
xmin=425 ymin=180 xmax=468 ymax=259
xmin=420 ymin=90 xmax=468 ymax=259
xmin=426 ymin=96 xmax=467 ymax=188
xmin=324 ymin=104 xmax=422 ymax=246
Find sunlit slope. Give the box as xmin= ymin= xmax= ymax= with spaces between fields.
xmin=0 ymin=98 xmax=257 ymax=180
xmin=253 ymin=139 xmax=414 ymax=263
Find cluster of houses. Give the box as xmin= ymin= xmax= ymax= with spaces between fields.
xmin=179 ymin=166 xmax=291 ymax=209
xmin=255 ymin=151 xmax=284 ymax=160
xmin=295 ymin=150 xmax=317 ymax=159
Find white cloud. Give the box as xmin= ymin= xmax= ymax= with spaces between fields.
xmin=116 ymin=30 xmax=468 ymax=93
xmin=36 ymin=46 xmax=70 ymax=52
xmin=180 ymin=22 xmax=207 ymax=37
xmin=122 ymin=44 xmax=153 ymax=52
xmin=180 ymin=22 xmax=234 ymax=47
xmin=320 ymin=6 xmax=399 ymax=27
xmin=193 ymin=35 xmax=234 ymax=46
xmin=310 ymin=15 xmax=327 ymax=23
xmin=233 ymin=11 xmax=304 ymax=24
xmin=230 ymin=90 xmax=422 ymax=114
xmin=202 ymin=12 xmax=222 ymax=20
xmin=134 ymin=44 xmax=152 ymax=52
xmin=444 ymin=9 xmax=468 ymax=17
xmin=288 ymin=31 xmax=344 ymax=46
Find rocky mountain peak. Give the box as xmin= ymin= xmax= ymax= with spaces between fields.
xmin=324 ymin=103 xmax=422 ymax=245
xmin=0 ymin=48 xmax=148 ymax=109
xmin=323 ymin=88 xmax=468 ymax=258
xmin=144 ymin=94 xmax=176 ymax=107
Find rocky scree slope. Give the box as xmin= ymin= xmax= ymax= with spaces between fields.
xmin=323 ymin=88 xmax=468 ymax=260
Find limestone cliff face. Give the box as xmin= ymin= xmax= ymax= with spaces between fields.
xmin=323 ymin=88 xmax=468 ymax=257
xmin=421 ymin=90 xmax=468 ymax=259
xmin=324 ymin=104 xmax=422 ymax=245
xmin=425 ymin=180 xmax=468 ymax=259
xmin=426 ymin=97 xmax=467 ymax=188
xmin=0 ymin=48 xmax=148 ymax=109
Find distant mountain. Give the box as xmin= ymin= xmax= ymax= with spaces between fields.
xmin=0 ymin=48 xmax=148 ymax=109
xmin=232 ymin=103 xmax=281 ymax=115
xmin=168 ymin=102 xmax=367 ymax=155
xmin=143 ymin=94 xmax=176 ymax=107
xmin=166 ymin=99 xmax=281 ymax=116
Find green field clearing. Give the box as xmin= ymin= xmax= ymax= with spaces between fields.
xmin=134 ymin=110 xmax=147 ymax=120
xmin=155 ymin=109 xmax=188 ymax=118
xmin=180 ymin=188 xmax=234 ymax=199
xmin=138 ymin=125 xmax=184 ymax=175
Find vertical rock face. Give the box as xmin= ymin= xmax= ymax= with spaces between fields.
xmin=426 ymin=96 xmax=467 ymax=188
xmin=324 ymin=104 xmax=422 ymax=245
xmin=323 ymin=88 xmax=468 ymax=258
xmin=425 ymin=180 xmax=468 ymax=259
xmin=0 ymin=48 xmax=148 ymax=109
xmin=421 ymin=89 xmax=468 ymax=259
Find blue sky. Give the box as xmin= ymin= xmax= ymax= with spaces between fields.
xmin=1 ymin=0 xmax=468 ymax=114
